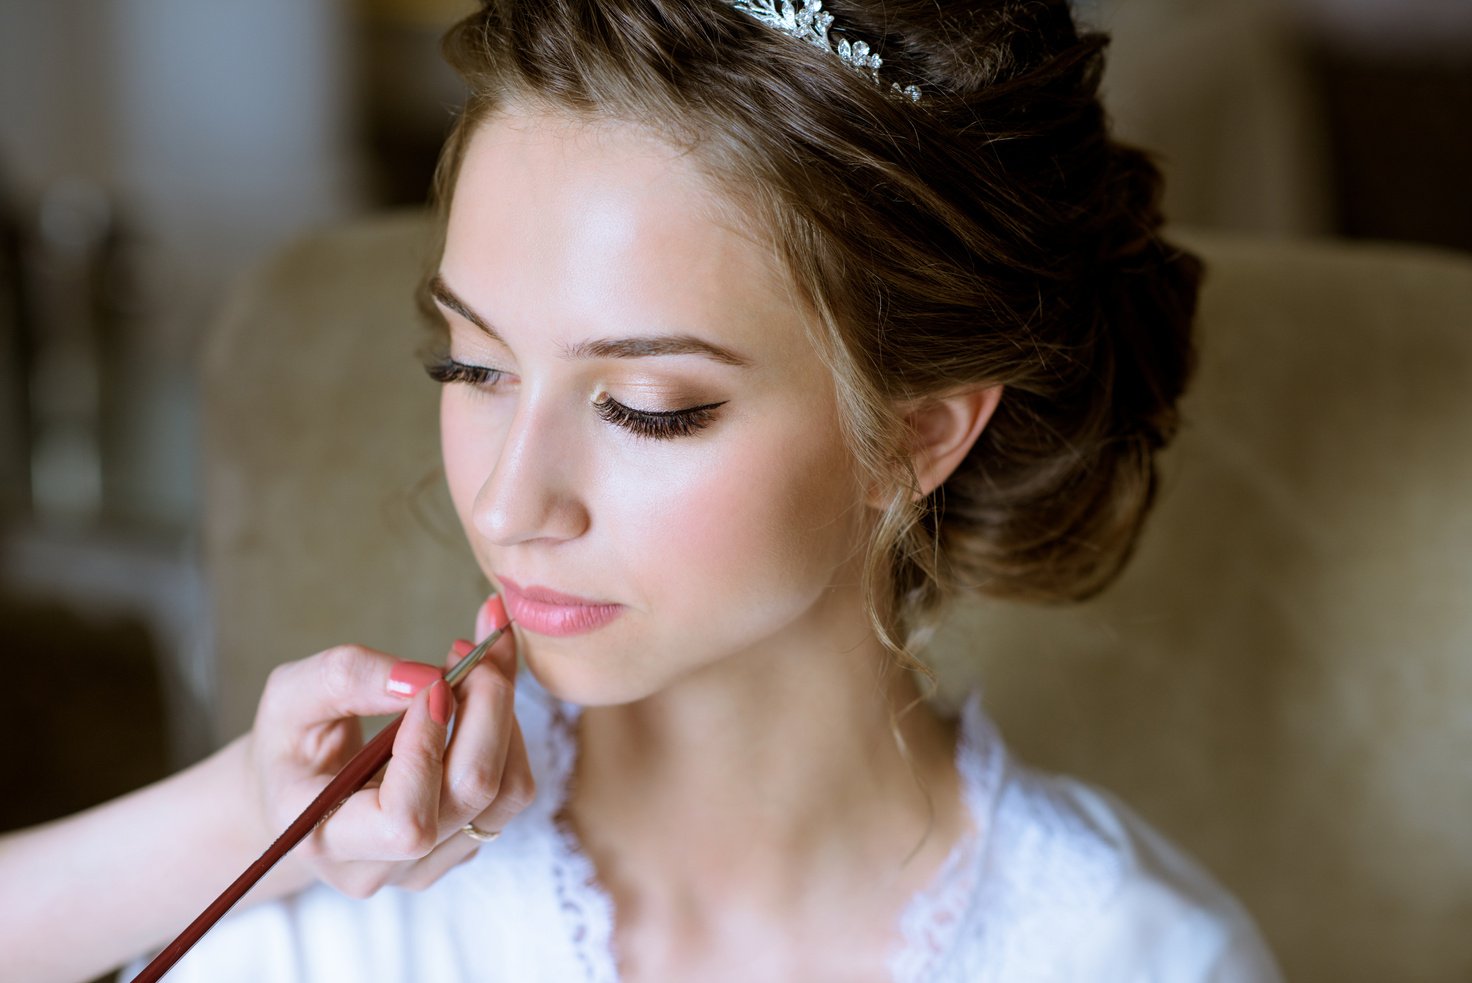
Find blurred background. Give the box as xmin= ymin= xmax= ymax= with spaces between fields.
xmin=1 ymin=0 xmax=476 ymax=839
xmin=0 ymin=0 xmax=1468 ymax=972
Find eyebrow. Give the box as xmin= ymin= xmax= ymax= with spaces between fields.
xmin=429 ymin=274 xmax=751 ymax=368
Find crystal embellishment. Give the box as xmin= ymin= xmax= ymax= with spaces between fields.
xmin=730 ymin=0 xmax=924 ymax=103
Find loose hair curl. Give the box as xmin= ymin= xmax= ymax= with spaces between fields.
xmin=427 ymin=0 xmax=1202 ymax=680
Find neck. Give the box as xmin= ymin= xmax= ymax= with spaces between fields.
xmin=562 ymin=590 xmax=967 ymax=936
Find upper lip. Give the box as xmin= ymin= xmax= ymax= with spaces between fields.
xmin=497 ymin=575 xmax=615 ymax=607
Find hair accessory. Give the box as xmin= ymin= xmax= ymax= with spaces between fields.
xmin=729 ymin=0 xmax=923 ymax=103
xmin=460 ymin=823 xmax=502 ymax=843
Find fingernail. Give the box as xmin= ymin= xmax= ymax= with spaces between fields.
xmin=387 ymin=661 xmax=442 ymax=698
xmin=429 ymin=679 xmax=453 ymax=726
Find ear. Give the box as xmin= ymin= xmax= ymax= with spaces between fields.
xmin=871 ymin=385 xmax=1003 ymax=507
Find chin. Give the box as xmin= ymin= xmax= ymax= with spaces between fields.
xmin=519 ymin=639 xmax=656 ymax=709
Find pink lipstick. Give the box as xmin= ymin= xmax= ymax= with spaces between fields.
xmin=497 ymin=575 xmax=623 ymax=636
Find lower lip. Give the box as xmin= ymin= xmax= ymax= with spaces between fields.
xmin=501 ymin=585 xmax=624 ymax=637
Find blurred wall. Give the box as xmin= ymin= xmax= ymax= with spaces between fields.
xmin=1098 ymin=0 xmax=1334 ymax=237
xmin=0 ymin=0 xmax=363 ymax=527
xmin=0 ymin=0 xmax=370 ymax=771
xmin=1097 ymin=0 xmax=1471 ymax=250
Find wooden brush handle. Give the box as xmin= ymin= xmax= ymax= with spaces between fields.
xmin=127 ymin=716 xmax=402 ymax=983
xmin=127 ymin=619 xmax=506 ymax=981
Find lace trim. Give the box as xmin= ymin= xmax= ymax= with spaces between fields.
xmin=536 ymin=692 xmax=621 ymax=983
xmin=527 ymin=681 xmax=1000 ymax=983
xmin=888 ymin=693 xmax=1003 ymax=982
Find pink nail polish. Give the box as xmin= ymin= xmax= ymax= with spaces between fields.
xmin=429 ymin=680 xmax=453 ymax=726
xmin=387 ymin=661 xmax=442 ymax=698
xmin=452 ymin=638 xmax=475 ymax=658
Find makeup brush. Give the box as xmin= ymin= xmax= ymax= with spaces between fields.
xmin=129 ymin=600 xmax=513 ymax=982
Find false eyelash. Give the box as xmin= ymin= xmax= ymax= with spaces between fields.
xmin=594 ymin=394 xmax=727 ymax=441
xmin=424 ymin=356 xmax=506 ymax=388
xmin=426 ymin=356 xmax=726 ymax=441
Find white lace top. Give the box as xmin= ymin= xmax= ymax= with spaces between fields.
xmin=138 ymin=675 xmax=1282 ymax=982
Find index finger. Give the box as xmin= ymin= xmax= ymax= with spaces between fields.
xmin=256 ymin=644 xmax=411 ymax=735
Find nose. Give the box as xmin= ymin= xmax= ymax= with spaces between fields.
xmin=472 ymin=399 xmax=591 ymax=547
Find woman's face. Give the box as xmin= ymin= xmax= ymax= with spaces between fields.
xmin=437 ymin=108 xmax=874 ymax=706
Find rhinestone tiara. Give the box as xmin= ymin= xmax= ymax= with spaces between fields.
xmin=729 ymin=0 xmax=924 ymax=103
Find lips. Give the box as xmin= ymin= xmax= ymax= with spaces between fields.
xmin=496 ymin=575 xmax=624 ymax=637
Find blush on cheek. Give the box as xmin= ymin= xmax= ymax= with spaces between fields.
xmin=440 ymin=402 xmax=473 ymax=527
xmin=441 ymin=394 xmax=502 ymax=542
xmin=625 ymin=425 xmax=863 ymax=627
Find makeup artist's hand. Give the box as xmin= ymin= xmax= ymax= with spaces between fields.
xmin=243 ymin=596 xmax=534 ymax=899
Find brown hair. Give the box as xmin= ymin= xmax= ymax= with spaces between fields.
xmin=426 ymin=0 xmax=1202 ymax=678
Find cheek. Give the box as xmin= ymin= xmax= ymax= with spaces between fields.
xmin=617 ymin=409 xmax=863 ymax=620
xmin=440 ymin=391 xmax=489 ymax=535
xmin=440 ymin=380 xmax=865 ymax=627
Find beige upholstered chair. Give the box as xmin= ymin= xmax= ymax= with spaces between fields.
xmin=201 ymin=213 xmax=1472 ymax=983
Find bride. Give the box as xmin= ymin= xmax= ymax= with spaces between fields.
xmin=5 ymin=2 xmax=1281 ymax=980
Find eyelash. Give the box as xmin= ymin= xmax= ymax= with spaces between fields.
xmin=424 ymin=357 xmax=726 ymax=441
xmin=425 ymin=357 xmax=507 ymax=390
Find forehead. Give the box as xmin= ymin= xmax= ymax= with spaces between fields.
xmin=441 ymin=109 xmax=812 ymax=365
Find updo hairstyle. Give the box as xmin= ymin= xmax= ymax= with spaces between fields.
xmin=426 ymin=0 xmax=1202 ymax=673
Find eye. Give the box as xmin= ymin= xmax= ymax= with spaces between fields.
xmin=594 ymin=392 xmax=727 ymax=441
xmin=425 ymin=357 xmax=509 ymax=389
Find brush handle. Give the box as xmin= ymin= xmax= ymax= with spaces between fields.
xmin=128 ymin=715 xmax=402 ymax=983
xmin=128 ymin=622 xmax=506 ymax=982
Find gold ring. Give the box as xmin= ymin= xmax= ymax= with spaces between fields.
xmin=460 ymin=823 xmax=501 ymax=843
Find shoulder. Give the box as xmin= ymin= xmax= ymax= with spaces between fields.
xmin=1000 ymin=767 xmax=1281 ymax=981
xmin=947 ymin=698 xmax=1282 ymax=981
